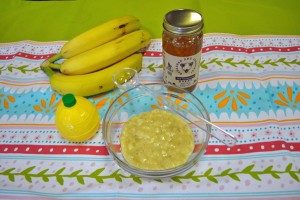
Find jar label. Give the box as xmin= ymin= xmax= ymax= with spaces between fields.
xmin=163 ymin=51 xmax=201 ymax=89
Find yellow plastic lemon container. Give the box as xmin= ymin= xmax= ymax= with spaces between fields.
xmin=55 ymin=93 xmax=100 ymax=142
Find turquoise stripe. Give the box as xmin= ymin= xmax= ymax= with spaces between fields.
xmin=202 ymin=152 xmax=300 ymax=161
xmin=140 ymin=70 xmax=300 ymax=81
xmin=142 ymin=57 xmax=162 ymax=61
xmin=0 ymin=75 xmax=48 ymax=82
xmin=0 ymin=58 xmax=44 ymax=63
xmin=0 ymin=189 xmax=300 ymax=198
xmin=3 ymin=75 xmax=299 ymax=118
xmin=1 ymin=151 xmax=298 ymax=162
xmin=195 ymin=82 xmax=300 ymax=118
xmin=0 ymin=155 xmax=113 ymax=161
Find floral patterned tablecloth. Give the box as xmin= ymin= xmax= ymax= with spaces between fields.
xmin=0 ymin=34 xmax=300 ymax=199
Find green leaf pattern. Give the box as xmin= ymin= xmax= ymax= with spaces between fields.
xmin=145 ymin=58 xmax=300 ymax=72
xmin=199 ymin=58 xmax=300 ymax=69
xmin=1 ymin=58 xmax=299 ymax=75
xmin=146 ymin=63 xmax=163 ymax=72
xmin=0 ymin=163 xmax=299 ymax=185
xmin=172 ymin=163 xmax=299 ymax=184
xmin=0 ymin=64 xmax=40 ymax=74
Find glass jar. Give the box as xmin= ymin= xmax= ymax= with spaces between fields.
xmin=162 ymin=9 xmax=204 ymax=92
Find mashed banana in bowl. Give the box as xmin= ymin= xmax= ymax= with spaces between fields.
xmin=120 ymin=109 xmax=194 ymax=170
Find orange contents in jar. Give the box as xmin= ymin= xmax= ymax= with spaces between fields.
xmin=162 ymin=31 xmax=203 ymax=57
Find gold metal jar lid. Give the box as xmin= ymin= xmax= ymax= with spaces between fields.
xmin=163 ymin=9 xmax=204 ymax=34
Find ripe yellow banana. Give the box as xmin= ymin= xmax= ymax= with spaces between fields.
xmin=42 ymin=53 xmax=142 ymax=97
xmin=60 ymin=30 xmax=151 ymax=75
xmin=43 ymin=16 xmax=140 ymax=64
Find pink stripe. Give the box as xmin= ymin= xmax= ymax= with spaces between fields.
xmin=191 ymin=198 xmax=300 ymax=200
xmin=0 ymin=124 xmax=56 ymax=130
xmin=143 ymin=51 xmax=162 ymax=57
xmin=1 ymin=141 xmax=299 ymax=156
xmin=201 ymin=73 xmax=300 ymax=80
xmin=1 ymin=119 xmax=298 ymax=129
xmin=0 ymin=52 xmax=56 ymax=60
xmin=205 ymin=141 xmax=299 ymax=154
xmin=0 ymin=144 xmax=109 ymax=155
xmin=0 ymin=195 xmax=299 ymax=200
xmin=142 ymin=45 xmax=300 ymax=57
xmin=202 ymin=45 xmax=300 ymax=53
xmin=1 ymin=45 xmax=299 ymax=60
xmin=0 ymin=195 xmax=59 ymax=200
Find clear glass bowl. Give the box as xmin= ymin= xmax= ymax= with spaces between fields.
xmin=102 ymin=83 xmax=211 ymax=178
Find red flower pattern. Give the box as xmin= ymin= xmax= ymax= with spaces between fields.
xmin=265 ymin=130 xmax=272 ymax=135
xmin=289 ymin=131 xmax=295 ymax=137
xmin=251 ymin=132 xmax=257 ymax=138
xmin=237 ymin=132 xmax=243 ymax=139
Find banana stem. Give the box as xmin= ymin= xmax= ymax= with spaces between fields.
xmin=40 ymin=53 xmax=63 ymax=69
xmin=41 ymin=65 xmax=55 ymax=77
xmin=41 ymin=59 xmax=50 ymax=68
xmin=49 ymin=63 xmax=61 ymax=70
xmin=47 ymin=53 xmax=63 ymax=63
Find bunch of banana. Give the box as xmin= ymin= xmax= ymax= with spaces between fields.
xmin=41 ymin=16 xmax=151 ymax=96
xmin=42 ymin=53 xmax=143 ymax=96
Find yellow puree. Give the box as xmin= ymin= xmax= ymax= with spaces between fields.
xmin=120 ymin=109 xmax=194 ymax=170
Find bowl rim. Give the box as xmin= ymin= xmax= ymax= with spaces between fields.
xmin=102 ymin=83 xmax=211 ymax=177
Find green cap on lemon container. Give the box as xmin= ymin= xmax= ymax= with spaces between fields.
xmin=62 ymin=94 xmax=76 ymax=107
